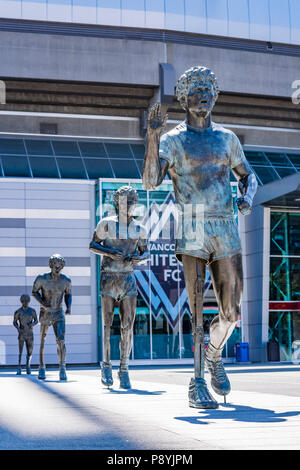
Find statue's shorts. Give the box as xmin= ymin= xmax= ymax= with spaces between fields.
xmin=18 ymin=330 xmax=34 ymax=341
xmin=39 ymin=310 xmax=65 ymax=327
xmin=100 ymin=271 xmax=138 ymax=300
xmin=176 ymin=216 xmax=241 ymax=264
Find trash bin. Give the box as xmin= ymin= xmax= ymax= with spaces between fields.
xmin=267 ymin=341 xmax=280 ymax=361
xmin=235 ymin=342 xmax=249 ymax=362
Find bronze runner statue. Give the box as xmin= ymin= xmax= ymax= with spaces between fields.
xmin=32 ymin=254 xmax=72 ymax=381
xmin=90 ymin=186 xmax=149 ymax=389
xmin=143 ymin=66 xmax=257 ymax=408
xmin=13 ymin=294 xmax=38 ymax=375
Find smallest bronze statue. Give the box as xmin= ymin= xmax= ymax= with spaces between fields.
xmin=13 ymin=294 xmax=38 ymax=375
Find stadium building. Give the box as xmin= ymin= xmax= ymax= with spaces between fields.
xmin=0 ymin=0 xmax=299 ymax=366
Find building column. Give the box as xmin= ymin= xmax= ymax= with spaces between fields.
xmin=239 ymin=205 xmax=270 ymax=362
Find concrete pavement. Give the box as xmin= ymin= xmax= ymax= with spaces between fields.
xmin=0 ymin=364 xmax=300 ymax=450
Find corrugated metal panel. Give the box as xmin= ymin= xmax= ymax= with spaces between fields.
xmin=0 ymin=18 xmax=299 ymax=57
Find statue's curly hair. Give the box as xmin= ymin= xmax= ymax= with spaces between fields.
xmin=20 ymin=293 xmax=30 ymax=302
xmin=49 ymin=253 xmax=65 ymax=268
xmin=113 ymin=185 xmax=138 ymax=207
xmin=175 ymin=66 xmax=219 ymax=109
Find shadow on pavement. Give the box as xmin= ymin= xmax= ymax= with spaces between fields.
xmin=108 ymin=388 xmax=166 ymax=396
xmin=175 ymin=403 xmax=300 ymax=425
xmin=172 ymin=366 xmax=300 ymax=374
xmin=0 ymin=374 xmax=142 ymax=450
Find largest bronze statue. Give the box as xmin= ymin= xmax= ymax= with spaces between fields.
xmin=143 ymin=66 xmax=257 ymax=409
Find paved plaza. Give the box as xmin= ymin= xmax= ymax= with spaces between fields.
xmin=0 ymin=364 xmax=300 ymax=450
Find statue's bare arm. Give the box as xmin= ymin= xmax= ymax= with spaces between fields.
xmin=13 ymin=310 xmax=20 ymax=331
xmin=232 ymin=163 xmax=258 ymax=215
xmin=32 ymin=278 xmax=48 ymax=309
xmin=64 ymin=281 xmax=72 ymax=315
xmin=89 ymin=230 xmax=124 ymax=261
xmin=29 ymin=310 xmax=38 ymax=327
xmin=143 ymin=103 xmax=169 ymax=191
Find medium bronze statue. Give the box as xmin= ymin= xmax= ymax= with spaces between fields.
xmin=32 ymin=254 xmax=72 ymax=381
xmin=13 ymin=294 xmax=38 ymax=375
xmin=90 ymin=185 xmax=149 ymax=389
xmin=143 ymin=66 xmax=257 ymax=408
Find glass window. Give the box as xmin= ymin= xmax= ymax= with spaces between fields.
xmin=268 ymin=311 xmax=298 ymax=361
xmin=134 ymin=159 xmax=143 ymax=178
xmin=0 ymin=139 xmax=26 ymax=155
xmin=84 ymin=158 xmax=114 ymax=179
xmin=252 ymin=165 xmax=279 ymax=184
xmin=1 ymin=155 xmax=31 ymax=177
xmin=105 ymin=143 xmax=133 ymax=159
xmin=274 ymin=167 xmax=297 ymax=178
xmin=271 ymin=212 xmax=300 ymax=256
xmin=25 ymin=140 xmax=53 ymax=156
xmin=52 ymin=141 xmax=81 ymax=157
xmin=29 ymin=157 xmax=59 ymax=178
xmin=78 ymin=142 xmax=107 ymax=158
xmin=57 ymin=158 xmax=86 ymax=179
xmin=244 ymin=151 xmax=270 ymax=165
xmin=266 ymin=152 xmax=293 ymax=167
xmin=110 ymin=159 xmax=139 ymax=178
xmin=287 ymin=154 xmax=300 ymax=168
xmin=133 ymin=304 xmax=151 ymax=360
xmin=152 ymin=314 xmax=180 ymax=359
xmin=130 ymin=143 xmax=145 ymax=160
xmin=270 ymin=257 xmax=300 ymax=301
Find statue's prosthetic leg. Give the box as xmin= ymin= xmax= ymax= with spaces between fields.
xmin=53 ymin=320 xmax=67 ymax=381
xmin=206 ymin=254 xmax=243 ymax=400
xmin=118 ymin=296 xmax=136 ymax=390
xmin=182 ymin=255 xmax=218 ymax=409
xmin=101 ymin=296 xmax=115 ymax=387
xmin=38 ymin=325 xmax=48 ymax=379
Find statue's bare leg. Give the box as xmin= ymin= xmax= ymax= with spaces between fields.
xmin=38 ymin=325 xmax=48 ymax=379
xmin=206 ymin=254 xmax=243 ymax=399
xmin=118 ymin=295 xmax=136 ymax=389
xmin=53 ymin=320 xmax=67 ymax=381
xmin=182 ymin=255 xmax=218 ymax=409
xmin=25 ymin=339 xmax=34 ymax=375
xmin=17 ymin=338 xmax=24 ymax=375
xmin=101 ymin=296 xmax=115 ymax=387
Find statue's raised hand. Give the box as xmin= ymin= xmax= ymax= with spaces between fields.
xmin=147 ymin=103 xmax=168 ymax=135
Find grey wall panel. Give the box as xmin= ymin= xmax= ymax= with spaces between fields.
xmin=24 ymin=238 xmax=90 ymax=248
xmin=0 ymin=257 xmax=25 ymax=266
xmin=25 ymin=228 xmax=91 ymax=239
xmin=24 ymin=181 xmax=93 ymax=192
xmin=0 ymin=177 xmax=97 ymax=365
xmin=26 ymin=219 xmax=91 ymax=229
xmin=0 ymin=219 xmax=26 ymax=228
xmin=25 ymin=189 xmax=91 ymax=201
xmin=0 ymin=238 xmax=26 ymax=247
xmin=0 ymin=228 xmax=25 ymax=238
xmin=26 ymin=256 xmax=90 ymax=266
xmin=0 ymin=199 xmax=25 ymax=208
xmin=0 ymin=32 xmax=163 ymax=86
xmin=0 ymin=189 xmax=25 ymax=199
xmin=25 ymin=247 xmax=91 ymax=257
xmin=26 ymin=199 xmax=91 ymax=210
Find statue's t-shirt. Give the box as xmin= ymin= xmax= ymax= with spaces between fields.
xmin=159 ymin=121 xmax=250 ymax=219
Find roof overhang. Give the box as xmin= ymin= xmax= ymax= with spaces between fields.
xmin=253 ymin=172 xmax=300 ymax=210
